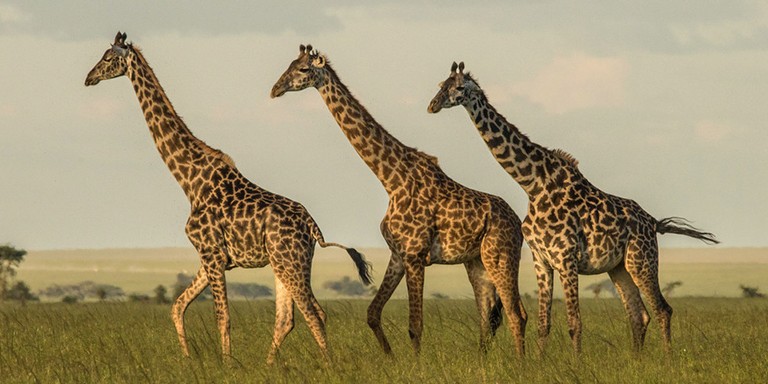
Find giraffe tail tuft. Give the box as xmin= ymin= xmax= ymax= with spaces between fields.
xmin=656 ymin=217 xmax=719 ymax=245
xmin=309 ymin=220 xmax=373 ymax=285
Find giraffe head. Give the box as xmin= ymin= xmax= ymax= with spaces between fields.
xmin=270 ymin=44 xmax=328 ymax=98
xmin=84 ymin=32 xmax=131 ymax=86
xmin=427 ymin=61 xmax=480 ymax=113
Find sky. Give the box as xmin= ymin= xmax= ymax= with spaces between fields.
xmin=1 ymin=1 xmax=766 ymax=250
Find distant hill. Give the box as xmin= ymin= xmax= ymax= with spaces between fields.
xmin=17 ymin=247 xmax=768 ymax=299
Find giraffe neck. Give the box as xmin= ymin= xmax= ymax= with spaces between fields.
xmin=463 ymin=93 xmax=563 ymax=199
xmin=316 ymin=67 xmax=415 ymax=195
xmin=126 ymin=48 xmax=227 ymax=203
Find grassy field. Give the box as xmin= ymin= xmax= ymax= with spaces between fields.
xmin=17 ymin=247 xmax=768 ymax=299
xmin=0 ymin=298 xmax=766 ymax=383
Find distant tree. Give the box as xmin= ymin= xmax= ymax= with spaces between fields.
xmin=0 ymin=244 xmax=27 ymax=301
xmin=323 ymin=276 xmax=371 ymax=297
xmin=228 ymin=282 xmax=272 ymax=299
xmin=154 ymin=285 xmax=170 ymax=304
xmin=128 ymin=293 xmax=151 ymax=303
xmin=62 ymin=295 xmax=79 ymax=304
xmin=95 ymin=287 xmax=108 ymax=301
xmin=584 ymin=279 xmax=618 ymax=299
xmin=172 ymin=273 xmax=211 ymax=301
xmin=6 ymin=281 xmax=39 ymax=305
xmin=38 ymin=281 xmax=124 ymax=301
xmin=739 ymin=285 xmax=765 ymax=298
xmin=430 ymin=292 xmax=449 ymax=300
xmin=662 ymin=281 xmax=684 ymax=297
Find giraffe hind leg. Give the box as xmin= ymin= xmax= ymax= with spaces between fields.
xmin=267 ymin=276 xmax=295 ymax=365
xmin=608 ymin=264 xmax=650 ymax=351
xmin=464 ymin=258 xmax=500 ymax=352
xmin=480 ymin=236 xmax=527 ymax=357
xmin=272 ymin=261 xmax=330 ymax=363
xmin=171 ymin=266 xmax=209 ymax=357
xmin=626 ymin=240 xmax=672 ymax=352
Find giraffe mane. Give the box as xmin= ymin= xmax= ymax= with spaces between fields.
xmin=463 ymin=72 xmax=488 ymax=98
xmin=130 ymin=46 xmax=237 ymax=169
xmin=551 ymin=148 xmax=579 ymax=168
xmin=414 ymin=150 xmax=440 ymax=166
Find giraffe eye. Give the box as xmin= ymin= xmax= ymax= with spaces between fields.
xmin=456 ymin=86 xmax=465 ymax=92
xmin=298 ymin=67 xmax=310 ymax=73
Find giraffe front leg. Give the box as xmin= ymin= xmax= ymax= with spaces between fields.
xmin=171 ymin=266 xmax=209 ymax=357
xmin=404 ymin=255 xmax=426 ymax=354
xmin=367 ymin=253 xmax=404 ymax=354
xmin=201 ymin=259 xmax=231 ymax=358
xmin=534 ymin=261 xmax=554 ymax=354
xmin=559 ymin=259 xmax=582 ymax=354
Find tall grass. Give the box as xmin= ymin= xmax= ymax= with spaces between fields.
xmin=0 ymin=298 xmax=766 ymax=383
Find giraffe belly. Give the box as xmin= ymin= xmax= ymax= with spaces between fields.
xmin=427 ymin=236 xmax=480 ymax=265
xmin=226 ymin=246 xmax=271 ymax=269
xmin=576 ymin=246 xmax=624 ymax=274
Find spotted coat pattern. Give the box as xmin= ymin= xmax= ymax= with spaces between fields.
xmin=428 ymin=62 xmax=718 ymax=353
xmin=272 ymin=46 xmax=527 ymax=355
xmin=84 ymin=33 xmax=371 ymax=363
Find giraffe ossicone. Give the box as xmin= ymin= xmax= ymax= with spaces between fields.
xmin=85 ymin=32 xmax=372 ymax=363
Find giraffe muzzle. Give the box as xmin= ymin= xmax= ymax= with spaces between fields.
xmin=270 ymin=84 xmax=287 ymax=98
xmin=427 ymin=99 xmax=443 ymax=114
xmin=84 ymin=71 xmax=101 ymax=86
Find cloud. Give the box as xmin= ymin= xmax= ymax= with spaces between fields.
xmin=0 ymin=1 xmax=344 ymax=40
xmin=511 ymin=53 xmax=629 ymax=114
xmin=0 ymin=103 xmax=17 ymax=118
xmin=694 ymin=120 xmax=734 ymax=143
xmin=77 ymin=98 xmax=125 ymax=121
xmin=0 ymin=3 xmax=28 ymax=24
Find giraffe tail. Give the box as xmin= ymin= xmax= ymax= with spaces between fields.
xmin=656 ymin=217 xmax=719 ymax=245
xmin=309 ymin=221 xmax=373 ymax=285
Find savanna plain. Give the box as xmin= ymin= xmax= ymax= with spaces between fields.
xmin=2 ymin=247 xmax=767 ymax=383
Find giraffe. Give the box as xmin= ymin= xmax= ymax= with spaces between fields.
xmin=84 ymin=32 xmax=372 ymax=363
xmin=428 ymin=61 xmax=719 ymax=353
xmin=271 ymin=45 xmax=527 ymax=356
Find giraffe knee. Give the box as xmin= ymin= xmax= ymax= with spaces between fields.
xmin=367 ymin=314 xmax=380 ymax=330
xmin=278 ymin=317 xmax=295 ymax=334
xmin=367 ymin=304 xmax=383 ymax=329
xmin=642 ymin=311 xmax=651 ymax=328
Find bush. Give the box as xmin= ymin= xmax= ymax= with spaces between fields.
xmin=323 ymin=276 xmax=371 ymax=297
xmin=39 ymin=281 xmax=124 ymax=301
xmin=62 ymin=295 xmax=79 ymax=304
xmin=128 ymin=293 xmax=151 ymax=303
xmin=5 ymin=281 xmax=39 ymax=303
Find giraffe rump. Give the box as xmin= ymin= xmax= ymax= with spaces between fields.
xmin=309 ymin=220 xmax=373 ymax=285
xmin=656 ymin=217 xmax=719 ymax=245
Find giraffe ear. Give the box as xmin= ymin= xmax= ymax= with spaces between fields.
xmin=312 ymin=55 xmax=326 ymax=68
